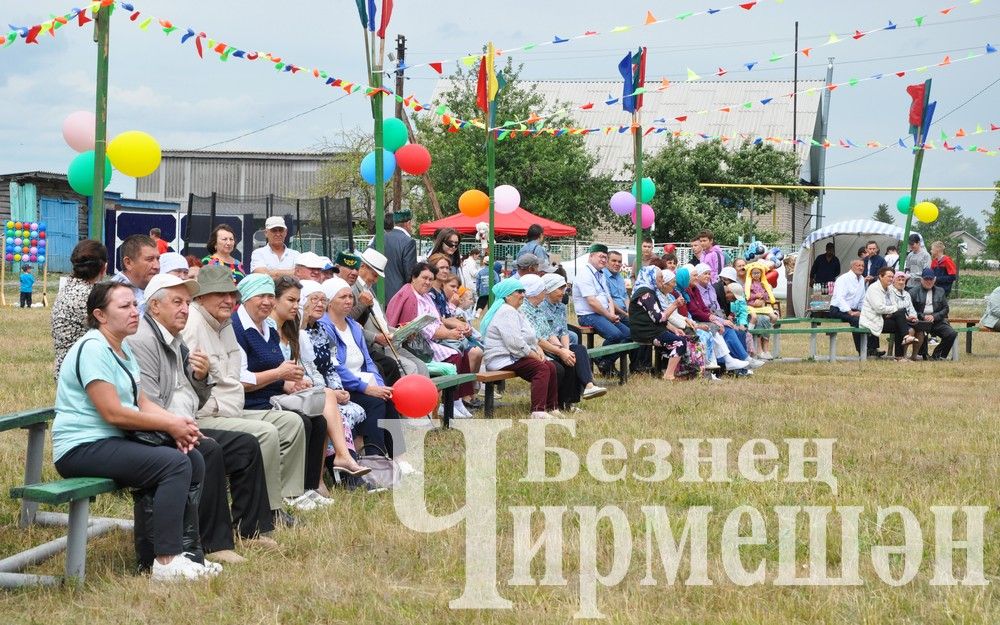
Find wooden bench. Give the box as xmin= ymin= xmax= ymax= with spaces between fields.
xmin=588 ymin=342 xmax=640 ymax=385
xmin=749 ymin=326 xmax=872 ymax=362
xmin=431 ymin=373 xmax=478 ymax=428
xmin=950 ymin=317 xmax=993 ymax=356
xmin=1 ymin=407 xmax=130 ymax=587
xmin=476 ymin=371 xmax=517 ymax=418
xmin=570 ymin=325 xmax=596 ymax=349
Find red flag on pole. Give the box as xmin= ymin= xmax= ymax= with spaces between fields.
xmin=376 ymin=0 xmax=393 ymax=38
xmin=906 ymin=83 xmax=926 ymax=128
xmin=476 ymin=56 xmax=488 ymax=113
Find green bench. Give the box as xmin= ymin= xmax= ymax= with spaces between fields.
xmin=749 ymin=326 xmax=872 ymax=362
xmin=431 ymin=373 xmax=478 ymax=428
xmin=588 ymin=341 xmax=640 ymax=385
xmin=1 ymin=407 xmax=130 ymax=587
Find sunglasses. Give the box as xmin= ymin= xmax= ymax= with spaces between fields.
xmin=443 ymin=240 xmax=459 ymax=248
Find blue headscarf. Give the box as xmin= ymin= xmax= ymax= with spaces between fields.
xmin=632 ymin=265 xmax=659 ymax=294
xmin=479 ymin=277 xmax=524 ymax=336
xmin=237 ymin=273 xmax=275 ymax=301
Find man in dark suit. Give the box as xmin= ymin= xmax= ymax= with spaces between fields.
xmin=862 ymin=240 xmax=886 ymax=286
xmin=908 ymin=268 xmax=957 ymax=359
xmin=373 ymin=209 xmax=417 ymax=304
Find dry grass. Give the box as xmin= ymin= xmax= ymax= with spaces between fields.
xmin=1 ymin=294 xmax=1000 ymax=624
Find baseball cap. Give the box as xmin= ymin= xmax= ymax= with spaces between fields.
xmin=295 ymin=251 xmax=327 ymax=269
xmin=921 ymin=268 xmax=936 ymax=279
xmin=264 ymin=216 xmax=287 ymax=230
xmin=158 ymin=252 xmax=188 ymax=275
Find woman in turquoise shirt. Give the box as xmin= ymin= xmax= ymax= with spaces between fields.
xmin=52 ymin=282 xmax=219 ymax=582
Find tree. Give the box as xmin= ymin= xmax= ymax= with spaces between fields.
xmin=413 ymin=60 xmax=614 ymax=237
xmin=910 ymin=197 xmax=983 ymax=250
xmin=985 ymin=180 xmax=1000 ymax=259
xmin=872 ymin=203 xmax=895 ymax=224
xmin=637 ymin=137 xmax=811 ymax=243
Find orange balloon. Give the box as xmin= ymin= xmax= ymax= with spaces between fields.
xmin=458 ymin=189 xmax=490 ymax=217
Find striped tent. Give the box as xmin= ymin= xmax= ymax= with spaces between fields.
xmin=791 ymin=220 xmax=924 ymax=316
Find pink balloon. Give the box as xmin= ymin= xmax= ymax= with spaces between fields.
xmin=62 ymin=111 xmax=96 ymax=153
xmin=494 ymin=184 xmax=520 ymax=215
xmin=630 ymin=204 xmax=654 ymax=229
xmin=609 ymin=191 xmax=636 ymax=216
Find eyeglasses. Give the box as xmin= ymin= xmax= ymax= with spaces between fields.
xmin=443 ymin=240 xmax=459 ymax=248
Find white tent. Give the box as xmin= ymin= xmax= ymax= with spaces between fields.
xmin=790 ymin=219 xmax=924 ymax=316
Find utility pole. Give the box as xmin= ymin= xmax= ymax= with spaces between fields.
xmin=392 ymin=34 xmax=406 ymax=214
xmin=814 ymin=57 xmax=835 ymax=230
xmin=791 ymin=21 xmax=798 ymax=246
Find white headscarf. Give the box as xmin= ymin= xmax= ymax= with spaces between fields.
xmin=542 ymin=273 xmax=566 ymax=292
xmin=520 ymin=274 xmax=546 ymax=297
xmin=694 ymin=263 xmax=712 ymax=277
xmin=298 ymin=280 xmax=325 ymax=315
xmin=321 ymin=277 xmax=352 ymax=303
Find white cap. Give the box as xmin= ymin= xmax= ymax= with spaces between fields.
xmin=295 ymin=251 xmax=327 ymax=269
xmin=360 ymin=248 xmax=387 ymax=277
xmin=158 ymin=252 xmax=188 ymax=275
xmin=145 ymin=273 xmax=199 ymax=300
xmin=264 ymin=216 xmax=287 ymax=230
xmin=321 ymin=277 xmax=352 ymax=301
xmin=719 ymin=266 xmax=739 ymax=283
xmin=520 ymin=274 xmax=546 ymax=297
xmin=318 ymin=256 xmax=335 ymax=270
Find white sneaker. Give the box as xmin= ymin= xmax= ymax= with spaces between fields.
xmin=304 ymin=490 xmax=334 ymax=507
xmin=723 ymin=355 xmax=750 ymax=370
xmin=759 ymin=351 xmax=774 ymax=360
xmin=582 ymin=385 xmax=607 ymax=400
xmin=530 ymin=411 xmax=552 ymax=419
xmin=454 ymin=400 xmax=473 ymax=419
xmin=284 ymin=494 xmax=317 ymax=511
xmin=397 ymin=459 xmax=422 ymax=476
xmin=549 ymin=409 xmax=565 ymax=418
xmin=747 ymin=358 xmax=766 ymax=369
xmin=151 ymin=553 xmax=218 ymax=582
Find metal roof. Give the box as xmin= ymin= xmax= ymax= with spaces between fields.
xmin=161 ymin=150 xmax=339 ymax=161
xmin=430 ymin=79 xmax=824 ymax=181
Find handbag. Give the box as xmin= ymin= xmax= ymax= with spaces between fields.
xmin=269 ymin=385 xmax=326 ymax=416
xmin=403 ymin=333 xmax=435 ymax=363
xmin=357 ymin=443 xmax=401 ymax=490
xmin=75 ymin=338 xmax=174 ymax=447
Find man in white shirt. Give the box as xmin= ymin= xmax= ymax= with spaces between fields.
xmin=828 ymin=258 xmax=873 ymax=355
xmin=572 ymin=243 xmax=630 ymax=374
xmin=250 ymin=216 xmax=300 ymax=278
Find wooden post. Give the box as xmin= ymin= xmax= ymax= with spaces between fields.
xmin=89 ymin=4 xmax=111 ymax=241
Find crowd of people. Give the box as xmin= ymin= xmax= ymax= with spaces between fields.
xmin=41 ymin=213 xmax=978 ymax=584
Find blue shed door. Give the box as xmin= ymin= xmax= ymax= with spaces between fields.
xmin=40 ymin=197 xmax=80 ymax=273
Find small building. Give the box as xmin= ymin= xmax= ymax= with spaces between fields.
xmin=949 ymin=230 xmax=986 ymax=258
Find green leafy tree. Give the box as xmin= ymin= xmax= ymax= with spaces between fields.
xmin=413 ymin=60 xmax=614 ymax=237
xmin=910 ymin=197 xmax=983 ymax=250
xmin=636 ymin=138 xmax=810 ymax=243
xmin=872 ymin=203 xmax=895 ymax=224
xmin=984 ymin=181 xmax=1000 ymax=259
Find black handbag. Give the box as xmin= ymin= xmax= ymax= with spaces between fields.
xmin=75 ymin=338 xmax=174 ymax=447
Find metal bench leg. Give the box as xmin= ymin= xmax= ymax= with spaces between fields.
xmin=809 ymin=333 xmax=817 ymax=360
xmin=828 ymin=334 xmax=837 ymax=362
xmin=586 ymin=334 xmax=595 ymax=349
xmin=966 ymin=325 xmax=973 ymax=354
xmin=619 ymin=353 xmax=627 ymax=386
xmin=951 ymin=339 xmax=959 ymax=362
xmin=860 ymin=334 xmax=868 ymax=361
xmin=442 ymin=388 xmax=454 ymax=429
xmin=773 ymin=333 xmax=782 ymax=359
xmin=64 ymin=498 xmax=90 ymax=585
xmin=19 ymin=422 xmax=46 ymax=528
xmin=484 ymin=383 xmax=496 ymax=419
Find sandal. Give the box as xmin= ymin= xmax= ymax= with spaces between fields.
xmin=330 ymin=460 xmax=372 ymax=477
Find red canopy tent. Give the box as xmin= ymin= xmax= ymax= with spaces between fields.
xmin=417 ymin=207 xmax=577 ymax=238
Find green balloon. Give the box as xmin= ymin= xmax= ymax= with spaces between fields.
xmin=632 ymin=177 xmax=656 ymax=202
xmin=67 ymin=151 xmax=113 ymax=197
xmin=896 ymin=194 xmax=912 ymax=215
xmin=383 ymin=118 xmax=409 ymax=152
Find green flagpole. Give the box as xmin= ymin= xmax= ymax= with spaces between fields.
xmin=487 ymin=101 xmax=497 ymax=304
xmin=372 ymin=35 xmax=386 ymax=306
xmin=633 ymin=113 xmax=643 ymax=277
xmin=900 ymin=78 xmax=932 ymax=269
xmin=90 ymin=4 xmax=111 ymax=241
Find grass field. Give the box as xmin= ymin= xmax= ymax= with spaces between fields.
xmin=1 ymin=288 xmax=999 ymax=624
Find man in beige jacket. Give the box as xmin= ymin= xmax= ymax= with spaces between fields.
xmin=179 ymin=265 xmax=308 ymax=525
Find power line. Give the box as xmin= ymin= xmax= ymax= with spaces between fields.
xmin=194 ymin=93 xmax=351 ymax=150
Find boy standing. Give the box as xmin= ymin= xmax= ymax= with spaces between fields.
xmin=19 ymin=264 xmax=34 ymax=308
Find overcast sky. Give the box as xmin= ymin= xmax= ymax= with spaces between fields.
xmin=2 ymin=0 xmax=998 ymax=230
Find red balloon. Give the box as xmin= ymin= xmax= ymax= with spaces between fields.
xmin=391 ymin=374 xmax=439 ymax=418
xmin=662 ymin=243 xmax=677 ymax=254
xmin=39 ymin=231 xmax=46 ymax=239
xmin=395 ymin=143 xmax=432 ymax=176
xmin=766 ymin=269 xmax=779 ymax=288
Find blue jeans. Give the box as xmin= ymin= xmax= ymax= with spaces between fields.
xmin=578 ymin=313 xmax=631 ymax=369
xmin=722 ymin=327 xmax=749 ymax=360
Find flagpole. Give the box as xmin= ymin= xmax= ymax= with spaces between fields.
xmin=372 ymin=37 xmax=387 ymax=306
xmin=633 ymin=112 xmax=643 ymax=277
xmin=487 ymin=99 xmax=498 ymax=304
xmin=900 ymin=79 xmax=932 ymax=269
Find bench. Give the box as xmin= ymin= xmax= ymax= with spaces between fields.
xmin=588 ymin=342 xmax=640 ymax=385
xmin=749 ymin=326 xmax=872 ymax=362
xmin=950 ymin=317 xmax=994 ymax=356
xmin=476 ymin=371 xmax=517 ymax=418
xmin=569 ymin=325 xmax=596 ymax=349
xmin=431 ymin=373 xmax=478 ymax=428
xmin=1 ymin=407 xmax=131 ymax=587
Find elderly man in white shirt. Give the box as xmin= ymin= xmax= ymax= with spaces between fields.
xmin=828 ymin=258 xmax=874 ymax=356
xmin=571 ymin=243 xmax=631 ymax=376
xmin=250 ymin=216 xmax=300 ymax=278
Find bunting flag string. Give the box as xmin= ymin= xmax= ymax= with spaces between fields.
xmin=471 ymin=41 xmax=998 ymax=133
xmin=398 ymin=0 xmax=985 ymax=79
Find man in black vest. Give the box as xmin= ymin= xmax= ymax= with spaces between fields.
xmin=907 ymin=268 xmax=957 ymax=360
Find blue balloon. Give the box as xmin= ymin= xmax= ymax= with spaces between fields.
xmin=359 ymin=150 xmax=397 ymax=185
xmin=37 ymin=222 xmax=46 ymax=231
xmin=675 ymin=266 xmax=691 ymax=290
xmin=37 ymin=255 xmax=45 ymax=264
